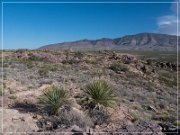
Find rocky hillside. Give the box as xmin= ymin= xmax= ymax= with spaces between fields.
xmin=0 ymin=50 xmax=179 ymax=134
xmin=38 ymin=33 xmax=179 ymax=51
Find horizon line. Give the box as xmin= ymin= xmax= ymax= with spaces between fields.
xmin=2 ymin=32 xmax=178 ymax=50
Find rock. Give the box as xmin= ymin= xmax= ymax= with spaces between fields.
xmin=121 ymin=55 xmax=136 ymax=64
xmin=116 ymin=121 xmax=163 ymax=134
xmin=71 ymin=125 xmax=83 ymax=132
xmin=171 ymin=63 xmax=177 ymax=71
xmin=1 ymin=109 xmax=39 ymax=132
xmin=95 ymin=125 xmax=100 ymax=129
xmin=159 ymin=122 xmax=180 ymax=134
xmin=109 ymin=53 xmax=121 ymax=60
xmin=138 ymin=121 xmax=162 ymax=132
xmin=156 ymin=61 xmax=178 ymax=71
xmin=136 ymin=62 xmax=144 ymax=70
xmin=122 ymin=111 xmax=135 ymax=122
xmin=147 ymin=105 xmax=158 ymax=112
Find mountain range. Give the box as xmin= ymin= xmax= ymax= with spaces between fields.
xmin=38 ymin=33 xmax=179 ymax=51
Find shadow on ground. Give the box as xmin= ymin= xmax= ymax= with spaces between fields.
xmin=10 ymin=101 xmax=38 ymax=113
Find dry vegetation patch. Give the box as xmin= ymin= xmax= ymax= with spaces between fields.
xmin=1 ymin=50 xmax=179 ymax=133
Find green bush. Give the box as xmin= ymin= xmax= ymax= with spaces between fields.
xmin=37 ymin=86 xmax=68 ymax=115
xmin=109 ymin=63 xmax=128 ymax=73
xmin=84 ymin=80 xmax=118 ymax=108
xmin=8 ymin=95 xmax=17 ymax=99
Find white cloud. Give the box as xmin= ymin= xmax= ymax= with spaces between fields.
xmin=158 ymin=15 xmax=177 ymax=25
xmin=157 ymin=1 xmax=179 ymax=35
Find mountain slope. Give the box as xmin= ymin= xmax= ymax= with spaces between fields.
xmin=38 ymin=33 xmax=179 ymax=51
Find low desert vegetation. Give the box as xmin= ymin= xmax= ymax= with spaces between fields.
xmin=158 ymin=70 xmax=177 ymax=87
xmin=89 ymin=107 xmax=110 ymax=125
xmin=15 ymin=49 xmax=29 ymax=53
xmin=57 ymin=106 xmax=93 ymax=128
xmin=38 ymin=67 xmax=49 ymax=77
xmin=37 ymin=86 xmax=68 ymax=115
xmin=109 ymin=63 xmax=128 ymax=73
xmin=74 ymin=51 xmax=84 ymax=59
xmin=36 ymin=80 xmax=118 ymax=128
xmin=38 ymin=65 xmax=58 ymax=77
xmin=8 ymin=95 xmax=17 ymax=99
xmin=2 ymin=50 xmax=178 ymax=133
xmin=84 ymin=80 xmax=118 ymax=108
xmin=28 ymin=53 xmax=44 ymax=61
xmin=0 ymin=87 xmax=3 ymax=96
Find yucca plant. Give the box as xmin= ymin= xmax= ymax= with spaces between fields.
xmin=37 ymin=86 xmax=68 ymax=115
xmin=84 ymin=80 xmax=118 ymax=108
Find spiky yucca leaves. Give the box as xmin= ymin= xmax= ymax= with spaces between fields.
xmin=84 ymin=80 xmax=118 ymax=108
xmin=37 ymin=86 xmax=68 ymax=115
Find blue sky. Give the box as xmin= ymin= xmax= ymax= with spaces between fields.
xmin=1 ymin=0 xmax=177 ymax=49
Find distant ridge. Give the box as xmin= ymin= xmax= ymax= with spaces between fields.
xmin=38 ymin=33 xmax=179 ymax=51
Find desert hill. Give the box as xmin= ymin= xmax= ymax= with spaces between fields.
xmin=38 ymin=33 xmax=179 ymax=51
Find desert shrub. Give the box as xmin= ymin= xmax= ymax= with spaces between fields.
xmin=26 ymin=60 xmax=33 ymax=68
xmin=109 ymin=63 xmax=128 ymax=73
xmin=130 ymin=111 xmax=147 ymax=124
xmin=159 ymin=77 xmax=176 ymax=87
xmin=84 ymin=80 xmax=118 ymax=108
xmin=37 ymin=106 xmax=92 ymax=130
xmin=15 ymin=49 xmax=28 ymax=53
xmin=174 ymin=120 xmax=180 ymax=127
xmin=158 ymin=70 xmax=176 ymax=87
xmin=160 ymin=112 xmax=176 ymax=123
xmin=152 ymin=111 xmax=176 ymax=123
xmin=123 ymin=60 xmax=131 ymax=64
xmin=146 ymin=59 xmax=153 ymax=65
xmin=0 ymin=87 xmax=3 ymax=96
xmin=160 ymin=114 xmax=171 ymax=122
xmin=85 ymin=58 xmax=97 ymax=64
xmin=38 ymin=65 xmax=58 ymax=77
xmin=28 ymin=53 xmax=43 ymax=61
xmin=38 ymin=67 xmax=49 ymax=77
xmin=3 ymin=63 xmax=9 ymax=68
xmin=158 ymin=101 xmax=167 ymax=109
xmin=50 ymin=65 xmax=58 ymax=71
xmin=90 ymin=69 xmax=105 ymax=79
xmin=57 ymin=106 xmax=93 ymax=128
xmin=74 ymin=51 xmax=83 ymax=59
xmin=62 ymin=59 xmax=79 ymax=64
xmin=8 ymin=95 xmax=17 ymax=99
xmin=37 ymin=86 xmax=68 ymax=115
xmin=89 ymin=107 xmax=110 ymax=125
xmin=158 ymin=70 xmax=173 ymax=78
xmin=18 ymin=58 xmax=34 ymax=69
